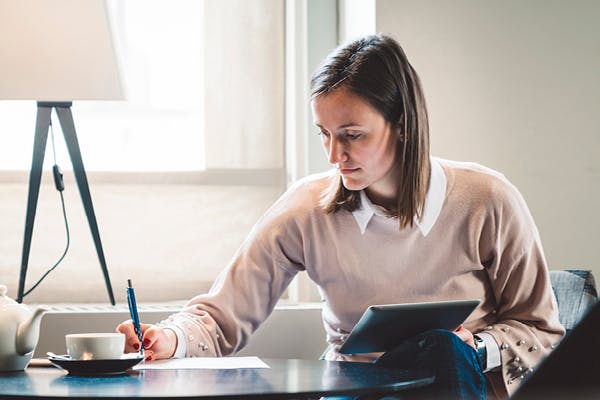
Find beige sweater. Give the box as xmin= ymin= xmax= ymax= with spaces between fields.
xmin=164 ymin=158 xmax=564 ymax=399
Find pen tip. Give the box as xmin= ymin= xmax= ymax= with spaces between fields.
xmin=127 ymin=279 xmax=132 ymax=287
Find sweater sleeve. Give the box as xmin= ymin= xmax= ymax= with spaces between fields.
xmin=478 ymin=180 xmax=565 ymax=398
xmin=157 ymin=183 xmax=310 ymax=358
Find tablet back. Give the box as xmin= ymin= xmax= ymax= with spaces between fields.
xmin=339 ymin=299 xmax=480 ymax=354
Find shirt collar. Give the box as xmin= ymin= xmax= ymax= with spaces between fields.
xmin=351 ymin=158 xmax=447 ymax=236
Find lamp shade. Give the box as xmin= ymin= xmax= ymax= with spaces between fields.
xmin=0 ymin=0 xmax=124 ymax=101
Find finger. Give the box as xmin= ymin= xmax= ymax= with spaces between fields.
xmin=144 ymin=348 xmax=155 ymax=362
xmin=116 ymin=320 xmax=140 ymax=353
xmin=453 ymin=327 xmax=476 ymax=349
xmin=129 ymin=323 xmax=154 ymax=351
xmin=142 ymin=327 xmax=158 ymax=349
xmin=117 ymin=321 xmax=153 ymax=353
xmin=142 ymin=326 xmax=177 ymax=360
xmin=116 ymin=320 xmax=133 ymax=335
xmin=139 ymin=323 xmax=153 ymax=334
xmin=454 ymin=328 xmax=468 ymax=341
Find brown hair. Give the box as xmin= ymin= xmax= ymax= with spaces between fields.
xmin=311 ymin=34 xmax=430 ymax=228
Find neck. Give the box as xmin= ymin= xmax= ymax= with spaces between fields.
xmin=364 ymin=169 xmax=400 ymax=211
xmin=364 ymin=189 xmax=396 ymax=211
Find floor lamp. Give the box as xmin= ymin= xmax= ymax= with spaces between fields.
xmin=0 ymin=0 xmax=124 ymax=304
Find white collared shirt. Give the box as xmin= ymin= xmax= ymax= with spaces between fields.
xmin=351 ymin=157 xmax=447 ymax=236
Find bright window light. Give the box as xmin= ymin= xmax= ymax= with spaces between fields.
xmin=0 ymin=0 xmax=204 ymax=172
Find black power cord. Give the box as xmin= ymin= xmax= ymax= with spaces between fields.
xmin=22 ymin=115 xmax=70 ymax=298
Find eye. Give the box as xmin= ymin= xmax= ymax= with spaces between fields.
xmin=318 ymin=130 xmax=330 ymax=138
xmin=346 ymin=132 xmax=362 ymax=141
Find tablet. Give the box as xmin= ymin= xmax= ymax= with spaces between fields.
xmin=338 ymin=299 xmax=481 ymax=354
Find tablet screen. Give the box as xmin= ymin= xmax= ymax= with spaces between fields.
xmin=339 ymin=299 xmax=481 ymax=354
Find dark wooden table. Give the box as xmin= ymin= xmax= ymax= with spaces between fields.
xmin=0 ymin=358 xmax=434 ymax=399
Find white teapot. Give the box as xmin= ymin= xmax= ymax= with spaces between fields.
xmin=0 ymin=284 xmax=48 ymax=371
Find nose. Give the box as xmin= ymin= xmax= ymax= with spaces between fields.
xmin=327 ymin=136 xmax=347 ymax=165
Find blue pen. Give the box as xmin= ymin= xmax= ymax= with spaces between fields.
xmin=127 ymin=279 xmax=144 ymax=355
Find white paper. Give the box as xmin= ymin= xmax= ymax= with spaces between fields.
xmin=133 ymin=356 xmax=269 ymax=370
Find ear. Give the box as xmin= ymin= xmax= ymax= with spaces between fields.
xmin=394 ymin=122 xmax=405 ymax=142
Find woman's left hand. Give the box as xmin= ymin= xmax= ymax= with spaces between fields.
xmin=453 ymin=325 xmax=476 ymax=349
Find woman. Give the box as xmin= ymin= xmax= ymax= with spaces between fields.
xmin=118 ymin=34 xmax=564 ymax=399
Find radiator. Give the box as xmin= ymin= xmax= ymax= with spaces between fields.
xmin=34 ymin=303 xmax=325 ymax=359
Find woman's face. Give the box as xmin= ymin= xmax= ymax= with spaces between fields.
xmin=311 ymin=86 xmax=400 ymax=205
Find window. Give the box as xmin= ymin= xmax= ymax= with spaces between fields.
xmin=0 ymin=0 xmax=284 ymax=175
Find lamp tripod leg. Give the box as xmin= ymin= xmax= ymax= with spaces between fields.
xmin=18 ymin=105 xmax=52 ymax=303
xmin=56 ymin=106 xmax=116 ymax=305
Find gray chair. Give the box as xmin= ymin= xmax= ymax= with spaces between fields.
xmin=549 ymin=269 xmax=598 ymax=333
xmin=512 ymin=270 xmax=600 ymax=399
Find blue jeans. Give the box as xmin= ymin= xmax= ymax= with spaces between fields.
xmin=326 ymin=329 xmax=486 ymax=400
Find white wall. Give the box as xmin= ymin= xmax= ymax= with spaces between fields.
xmin=376 ymin=0 xmax=600 ymax=275
xmin=0 ymin=182 xmax=281 ymax=303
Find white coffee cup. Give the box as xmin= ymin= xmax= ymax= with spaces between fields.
xmin=65 ymin=333 xmax=125 ymax=360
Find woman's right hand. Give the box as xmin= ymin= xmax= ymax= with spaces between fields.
xmin=116 ymin=321 xmax=178 ymax=361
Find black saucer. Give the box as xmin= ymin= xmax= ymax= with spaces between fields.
xmin=48 ymin=355 xmax=144 ymax=376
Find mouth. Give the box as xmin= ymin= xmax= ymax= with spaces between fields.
xmin=339 ymin=167 xmax=360 ymax=175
